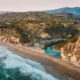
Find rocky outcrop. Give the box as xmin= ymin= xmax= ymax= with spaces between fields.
xmin=61 ymin=36 xmax=80 ymax=66
xmin=0 ymin=36 xmax=20 ymax=44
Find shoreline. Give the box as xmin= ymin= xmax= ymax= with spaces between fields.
xmin=0 ymin=42 xmax=80 ymax=80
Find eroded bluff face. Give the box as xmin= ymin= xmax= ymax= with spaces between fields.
xmin=61 ymin=36 xmax=80 ymax=66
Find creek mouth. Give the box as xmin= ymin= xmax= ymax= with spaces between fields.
xmin=0 ymin=45 xmax=76 ymax=80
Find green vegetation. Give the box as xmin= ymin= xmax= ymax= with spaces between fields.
xmin=0 ymin=12 xmax=80 ymax=48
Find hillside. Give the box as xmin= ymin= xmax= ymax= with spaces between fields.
xmin=0 ymin=11 xmax=80 ymax=46
xmin=0 ymin=9 xmax=80 ymax=68
xmin=47 ymin=7 xmax=80 ymax=15
xmin=61 ymin=36 xmax=80 ymax=66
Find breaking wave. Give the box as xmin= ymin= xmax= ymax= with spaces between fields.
xmin=0 ymin=45 xmax=59 ymax=80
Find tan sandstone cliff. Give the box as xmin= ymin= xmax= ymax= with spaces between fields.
xmin=0 ymin=36 xmax=20 ymax=44
xmin=61 ymin=36 xmax=80 ymax=66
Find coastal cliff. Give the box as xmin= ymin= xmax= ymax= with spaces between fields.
xmin=0 ymin=11 xmax=80 ymax=67
xmin=0 ymin=36 xmax=20 ymax=44
xmin=61 ymin=36 xmax=80 ymax=66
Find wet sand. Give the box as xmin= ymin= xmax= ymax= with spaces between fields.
xmin=0 ymin=42 xmax=80 ymax=80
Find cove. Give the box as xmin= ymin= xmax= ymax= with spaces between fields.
xmin=44 ymin=47 xmax=61 ymax=58
xmin=0 ymin=45 xmax=75 ymax=80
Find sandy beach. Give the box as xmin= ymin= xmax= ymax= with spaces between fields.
xmin=0 ymin=42 xmax=80 ymax=80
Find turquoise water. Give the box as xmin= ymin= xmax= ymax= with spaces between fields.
xmin=44 ymin=47 xmax=61 ymax=58
xmin=0 ymin=45 xmax=75 ymax=80
xmin=0 ymin=45 xmax=59 ymax=80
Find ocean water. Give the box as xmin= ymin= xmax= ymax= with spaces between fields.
xmin=0 ymin=45 xmax=75 ymax=80
xmin=44 ymin=47 xmax=61 ymax=58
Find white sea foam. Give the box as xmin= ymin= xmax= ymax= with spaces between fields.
xmin=0 ymin=45 xmax=59 ymax=80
